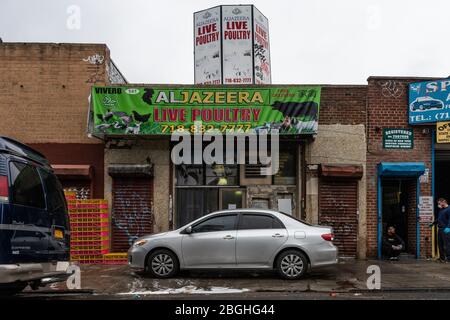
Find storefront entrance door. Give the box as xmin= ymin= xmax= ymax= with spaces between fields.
xmin=381 ymin=179 xmax=410 ymax=252
xmin=176 ymin=188 xmax=246 ymax=227
xmin=176 ymin=188 xmax=218 ymax=227
xmin=377 ymin=162 xmax=425 ymax=259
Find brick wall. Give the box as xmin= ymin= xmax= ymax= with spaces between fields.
xmin=308 ymin=85 xmax=367 ymax=257
xmin=319 ymin=85 xmax=367 ymax=125
xmin=0 ymin=43 xmax=112 ymax=144
xmin=366 ymin=77 xmax=433 ymax=258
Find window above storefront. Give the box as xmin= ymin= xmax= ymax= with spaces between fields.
xmin=176 ymin=164 xmax=239 ymax=187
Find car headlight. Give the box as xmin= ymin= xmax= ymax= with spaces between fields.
xmin=133 ymin=239 xmax=148 ymax=247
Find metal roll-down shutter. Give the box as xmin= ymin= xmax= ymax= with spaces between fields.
xmin=112 ymin=176 xmax=154 ymax=252
xmin=319 ymin=180 xmax=358 ymax=257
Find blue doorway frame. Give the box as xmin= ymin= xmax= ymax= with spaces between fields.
xmin=377 ymin=162 xmax=426 ymax=259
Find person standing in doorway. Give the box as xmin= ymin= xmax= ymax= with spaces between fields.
xmin=431 ymin=198 xmax=450 ymax=262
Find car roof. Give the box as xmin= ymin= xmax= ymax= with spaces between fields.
xmin=0 ymin=136 xmax=50 ymax=167
xmin=182 ymin=208 xmax=309 ymax=229
xmin=207 ymin=208 xmax=283 ymax=216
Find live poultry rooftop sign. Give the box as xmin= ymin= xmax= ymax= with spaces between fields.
xmin=91 ymin=86 xmax=321 ymax=135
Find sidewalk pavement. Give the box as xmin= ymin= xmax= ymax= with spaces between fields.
xmin=27 ymin=258 xmax=450 ymax=297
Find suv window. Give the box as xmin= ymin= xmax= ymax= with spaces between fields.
xmin=38 ymin=168 xmax=66 ymax=211
xmin=239 ymin=214 xmax=285 ymax=230
xmin=9 ymin=162 xmax=45 ymax=209
xmin=192 ymin=214 xmax=237 ymax=233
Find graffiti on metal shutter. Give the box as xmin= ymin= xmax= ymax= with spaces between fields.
xmin=112 ymin=178 xmax=154 ymax=251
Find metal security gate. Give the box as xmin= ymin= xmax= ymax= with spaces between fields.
xmin=319 ymin=180 xmax=358 ymax=257
xmin=112 ymin=177 xmax=154 ymax=252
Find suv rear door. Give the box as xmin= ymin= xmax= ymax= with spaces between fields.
xmin=38 ymin=168 xmax=70 ymax=261
xmin=9 ymin=161 xmax=50 ymax=262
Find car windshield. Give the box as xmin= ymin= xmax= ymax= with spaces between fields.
xmin=278 ymin=211 xmax=312 ymax=226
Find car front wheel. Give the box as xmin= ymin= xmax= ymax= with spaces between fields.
xmin=147 ymin=249 xmax=179 ymax=278
xmin=276 ymin=250 xmax=308 ymax=280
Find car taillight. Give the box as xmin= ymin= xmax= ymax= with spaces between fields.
xmin=0 ymin=175 xmax=9 ymax=202
xmin=321 ymin=233 xmax=334 ymax=241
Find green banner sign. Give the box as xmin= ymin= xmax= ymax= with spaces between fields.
xmin=91 ymin=86 xmax=321 ymax=135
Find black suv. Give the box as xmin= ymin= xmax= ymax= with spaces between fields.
xmin=0 ymin=137 xmax=70 ymax=294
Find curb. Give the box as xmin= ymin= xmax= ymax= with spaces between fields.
xmin=350 ymin=287 xmax=450 ymax=293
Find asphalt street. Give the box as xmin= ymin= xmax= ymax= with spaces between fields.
xmin=4 ymin=258 xmax=450 ymax=300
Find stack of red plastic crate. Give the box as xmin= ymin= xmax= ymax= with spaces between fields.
xmin=68 ymin=199 xmax=109 ymax=264
xmin=64 ymin=191 xmax=76 ymax=200
xmin=102 ymin=252 xmax=128 ymax=265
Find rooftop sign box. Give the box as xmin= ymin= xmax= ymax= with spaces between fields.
xmin=90 ymin=86 xmax=321 ymax=136
xmin=408 ymin=79 xmax=450 ymax=124
xmin=194 ymin=5 xmax=271 ymax=85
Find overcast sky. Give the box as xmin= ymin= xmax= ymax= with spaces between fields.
xmin=1 ymin=0 xmax=449 ymax=84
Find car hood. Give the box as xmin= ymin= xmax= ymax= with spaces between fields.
xmin=134 ymin=232 xmax=169 ymax=242
xmin=134 ymin=229 xmax=183 ymax=242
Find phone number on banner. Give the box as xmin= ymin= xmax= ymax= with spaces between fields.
xmin=160 ymin=124 xmax=253 ymax=134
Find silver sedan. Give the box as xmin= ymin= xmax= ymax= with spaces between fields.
xmin=128 ymin=209 xmax=338 ymax=280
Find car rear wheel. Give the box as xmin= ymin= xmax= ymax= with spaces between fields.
xmin=147 ymin=249 xmax=179 ymax=278
xmin=276 ymin=250 xmax=308 ymax=280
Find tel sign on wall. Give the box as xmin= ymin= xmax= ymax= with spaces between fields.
xmin=409 ymin=79 xmax=450 ymax=124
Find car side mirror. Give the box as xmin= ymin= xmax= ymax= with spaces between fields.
xmin=185 ymin=226 xmax=192 ymax=234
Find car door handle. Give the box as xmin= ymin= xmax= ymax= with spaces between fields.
xmin=223 ymin=235 xmax=235 ymax=240
xmin=272 ymin=233 xmax=285 ymax=238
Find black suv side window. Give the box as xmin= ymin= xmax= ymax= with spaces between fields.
xmin=38 ymin=169 xmax=65 ymax=211
xmin=9 ymin=161 xmax=45 ymax=209
xmin=192 ymin=214 xmax=237 ymax=233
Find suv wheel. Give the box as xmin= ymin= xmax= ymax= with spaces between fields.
xmin=147 ymin=249 xmax=179 ymax=278
xmin=276 ymin=250 xmax=308 ymax=280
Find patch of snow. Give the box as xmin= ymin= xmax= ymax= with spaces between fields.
xmin=152 ymin=279 xmax=161 ymax=289
xmin=118 ymin=285 xmax=250 ymax=295
xmin=127 ymin=278 xmax=144 ymax=292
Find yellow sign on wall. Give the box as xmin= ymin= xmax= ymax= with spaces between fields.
xmin=436 ymin=121 xmax=450 ymax=143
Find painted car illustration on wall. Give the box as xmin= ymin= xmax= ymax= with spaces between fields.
xmin=410 ymin=96 xmax=444 ymax=112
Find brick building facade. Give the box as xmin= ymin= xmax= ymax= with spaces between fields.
xmin=98 ymin=85 xmax=368 ymax=257
xmin=365 ymin=77 xmax=437 ymax=259
xmin=319 ymin=86 xmax=367 ymax=126
xmin=1 ymin=42 xmax=443 ymax=259
xmin=0 ymin=42 xmax=126 ymax=198
xmin=307 ymin=85 xmax=367 ymax=258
